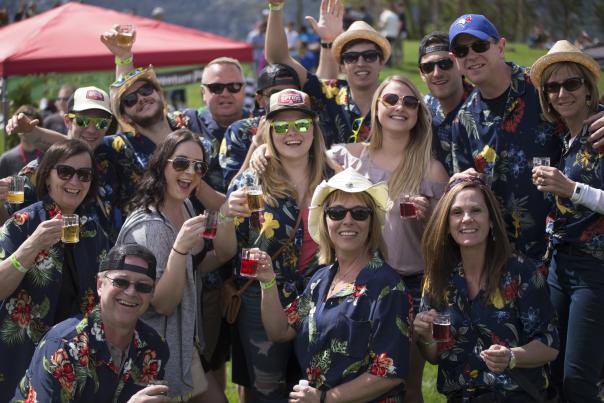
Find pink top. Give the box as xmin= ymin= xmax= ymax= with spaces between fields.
xmin=297 ymin=207 xmax=319 ymax=273
xmin=329 ymin=145 xmax=446 ymax=276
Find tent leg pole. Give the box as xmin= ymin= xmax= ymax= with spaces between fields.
xmin=0 ymin=77 xmax=7 ymax=154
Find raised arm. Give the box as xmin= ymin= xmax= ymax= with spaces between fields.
xmin=5 ymin=112 xmax=65 ymax=151
xmin=100 ymin=25 xmax=136 ymax=79
xmin=306 ymin=0 xmax=344 ymax=79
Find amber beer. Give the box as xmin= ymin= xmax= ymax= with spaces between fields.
xmin=6 ymin=191 xmax=24 ymax=204
xmin=61 ymin=215 xmax=80 ymax=243
xmin=8 ymin=175 xmax=25 ymax=204
xmin=116 ymin=25 xmax=134 ymax=47
xmin=246 ymin=189 xmax=264 ymax=212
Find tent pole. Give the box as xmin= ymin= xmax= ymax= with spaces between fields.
xmin=0 ymin=77 xmax=7 ymax=153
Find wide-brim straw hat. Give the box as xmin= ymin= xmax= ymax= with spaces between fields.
xmin=308 ymin=168 xmax=390 ymax=243
xmin=530 ymin=40 xmax=601 ymax=86
xmin=332 ymin=21 xmax=391 ymax=63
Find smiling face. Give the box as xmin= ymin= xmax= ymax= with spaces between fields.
xmin=163 ymin=140 xmax=205 ymax=204
xmin=448 ymin=187 xmax=491 ymax=252
xmin=341 ymin=42 xmax=385 ymax=91
xmin=545 ymin=65 xmax=590 ymax=123
xmin=46 ymin=152 xmax=92 ymax=214
xmin=65 ymin=109 xmax=112 ymax=150
xmin=201 ymin=63 xmax=246 ymax=127
xmin=121 ymin=80 xmax=164 ymax=129
xmin=269 ymin=110 xmax=314 ymax=162
xmin=326 ymin=192 xmax=371 ymax=256
xmin=420 ymin=50 xmax=464 ymax=101
xmin=453 ymin=34 xmax=505 ymax=87
xmin=376 ymin=81 xmax=419 ymax=136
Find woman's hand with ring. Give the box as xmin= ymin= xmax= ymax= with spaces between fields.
xmin=254 ymin=249 xmax=275 ymax=283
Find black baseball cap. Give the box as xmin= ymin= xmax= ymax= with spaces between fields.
xmin=99 ymin=244 xmax=157 ymax=281
xmin=256 ymin=64 xmax=300 ymax=93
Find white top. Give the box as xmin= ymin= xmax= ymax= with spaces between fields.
xmin=379 ymin=9 xmax=401 ymax=38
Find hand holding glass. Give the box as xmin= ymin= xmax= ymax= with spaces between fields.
xmin=432 ymin=312 xmax=451 ymax=342
xmin=61 ymin=214 xmax=80 ymax=243
xmin=7 ymin=176 xmax=25 ymax=204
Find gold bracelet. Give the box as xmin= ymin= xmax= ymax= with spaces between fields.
xmin=268 ymin=2 xmax=284 ymax=11
xmin=260 ymin=275 xmax=276 ymax=289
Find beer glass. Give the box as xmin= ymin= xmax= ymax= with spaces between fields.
xmin=61 ymin=214 xmax=80 ymax=243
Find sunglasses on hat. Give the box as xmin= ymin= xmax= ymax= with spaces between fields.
xmin=103 ymin=274 xmax=154 ymax=294
xmin=202 ymin=82 xmax=244 ymax=94
xmin=54 ymin=165 xmax=93 ymax=182
xmin=167 ymin=156 xmax=208 ymax=176
xmin=325 ymin=206 xmax=372 ymax=221
xmin=270 ymin=118 xmax=313 ymax=134
xmin=380 ymin=93 xmax=420 ymax=109
xmin=341 ymin=50 xmax=381 ymax=65
xmin=67 ymin=114 xmax=111 ymax=131
xmin=451 ymin=40 xmax=493 ymax=58
xmin=122 ymin=83 xmax=156 ymax=108
xmin=419 ymin=58 xmax=454 ymax=74
xmin=543 ymin=77 xmax=584 ymax=94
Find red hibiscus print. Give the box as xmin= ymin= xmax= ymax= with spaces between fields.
xmin=13 ymin=212 xmax=29 ymax=226
xmin=503 ymin=278 xmax=519 ymax=302
xmin=139 ymin=350 xmax=161 ymax=384
xmin=285 ymin=300 xmax=300 ymax=325
xmin=73 ymin=333 xmax=90 ymax=367
xmin=24 ymin=385 xmax=37 ymax=403
xmin=80 ymin=289 xmax=97 ymax=315
xmin=579 ymin=218 xmax=604 ymax=241
xmin=306 ymin=366 xmax=322 ymax=383
xmin=47 ymin=205 xmax=62 ymax=219
xmin=11 ymin=290 xmax=32 ymax=328
xmin=352 ymin=284 xmax=366 ymax=303
xmin=50 ymin=349 xmax=76 ymax=395
xmin=369 ymin=353 xmax=394 ymax=377
xmin=34 ymin=250 xmax=49 ymax=263
xmin=249 ymin=126 xmax=258 ymax=137
xmin=474 ymin=155 xmax=487 ymax=173
xmin=501 ymin=98 xmax=525 ymax=132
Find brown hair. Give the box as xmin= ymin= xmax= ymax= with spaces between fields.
xmin=421 ymin=179 xmax=511 ymax=308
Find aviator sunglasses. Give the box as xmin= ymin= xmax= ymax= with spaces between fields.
xmin=451 ymin=40 xmax=493 ymax=58
xmin=380 ymin=93 xmax=420 ymax=109
xmin=67 ymin=114 xmax=111 ymax=131
xmin=270 ymin=118 xmax=313 ymax=134
xmin=325 ymin=206 xmax=372 ymax=221
xmin=103 ymin=274 xmax=154 ymax=294
xmin=202 ymin=82 xmax=244 ymax=94
xmin=341 ymin=49 xmax=381 ymax=65
xmin=167 ymin=156 xmax=208 ymax=176
xmin=122 ymin=83 xmax=156 ymax=108
xmin=419 ymin=58 xmax=454 ymax=74
xmin=543 ymin=77 xmax=584 ymax=94
xmin=54 ymin=165 xmax=93 ymax=182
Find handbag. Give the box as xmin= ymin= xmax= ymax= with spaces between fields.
xmin=221 ymin=207 xmax=304 ymax=324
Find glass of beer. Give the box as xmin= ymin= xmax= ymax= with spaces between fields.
xmin=399 ymin=194 xmax=417 ymax=219
xmin=61 ymin=214 xmax=80 ymax=243
xmin=432 ymin=312 xmax=451 ymax=342
xmin=246 ymin=185 xmax=265 ymax=212
xmin=202 ymin=210 xmax=218 ymax=239
xmin=240 ymin=248 xmax=259 ymax=277
xmin=7 ymin=176 xmax=25 ymax=204
xmin=116 ymin=24 xmax=134 ymax=47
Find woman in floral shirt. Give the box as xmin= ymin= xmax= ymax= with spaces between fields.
xmin=0 ymin=139 xmax=109 ymax=401
xmin=530 ymin=41 xmax=604 ymax=403
xmin=415 ymin=177 xmax=559 ymax=402
xmin=255 ymin=168 xmax=411 ymax=402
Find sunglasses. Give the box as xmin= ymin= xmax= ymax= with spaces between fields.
xmin=202 ymin=82 xmax=244 ymax=94
xmin=419 ymin=58 xmax=454 ymax=74
xmin=167 ymin=156 xmax=208 ymax=176
xmin=325 ymin=206 xmax=372 ymax=221
xmin=122 ymin=83 xmax=156 ymax=108
xmin=451 ymin=40 xmax=493 ymax=58
xmin=103 ymin=274 xmax=154 ymax=294
xmin=341 ymin=50 xmax=381 ymax=64
xmin=54 ymin=165 xmax=93 ymax=182
xmin=67 ymin=114 xmax=111 ymax=131
xmin=270 ymin=118 xmax=313 ymax=134
xmin=380 ymin=93 xmax=420 ymax=109
xmin=543 ymin=77 xmax=584 ymax=94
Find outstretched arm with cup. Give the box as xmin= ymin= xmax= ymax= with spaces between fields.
xmin=100 ymin=24 xmax=136 ymax=79
xmin=5 ymin=112 xmax=65 ymax=151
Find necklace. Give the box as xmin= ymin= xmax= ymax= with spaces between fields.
xmin=328 ymin=254 xmax=365 ymax=294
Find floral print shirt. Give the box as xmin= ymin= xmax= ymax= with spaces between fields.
xmin=222 ymin=116 xmax=262 ymax=187
xmin=303 ymin=74 xmax=372 ymax=147
xmin=450 ymin=63 xmax=564 ymax=262
xmin=0 ymin=198 xmax=109 ymax=401
xmin=420 ymin=254 xmax=559 ymax=398
xmin=547 ymin=107 xmax=604 ymax=261
xmin=13 ymin=305 xmax=169 ymax=403
xmin=286 ymin=254 xmax=411 ymax=401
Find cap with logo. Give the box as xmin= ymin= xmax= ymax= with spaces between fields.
xmin=99 ymin=243 xmax=157 ymax=281
xmin=68 ymin=86 xmax=112 ymax=115
xmin=449 ymin=14 xmax=500 ymax=45
xmin=257 ymin=64 xmax=301 ymax=93
xmin=266 ymin=89 xmax=316 ymax=119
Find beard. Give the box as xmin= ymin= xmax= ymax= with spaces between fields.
xmin=126 ymin=101 xmax=165 ymax=129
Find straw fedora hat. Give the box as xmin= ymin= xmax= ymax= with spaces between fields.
xmin=530 ymin=40 xmax=601 ymax=87
xmin=307 ymin=168 xmax=390 ymax=243
xmin=332 ymin=21 xmax=391 ymax=63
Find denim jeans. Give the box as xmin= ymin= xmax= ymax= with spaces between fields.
xmin=237 ymin=283 xmax=293 ymax=402
xmin=548 ymin=249 xmax=604 ymax=403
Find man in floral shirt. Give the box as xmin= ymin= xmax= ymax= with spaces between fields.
xmin=13 ymin=244 xmax=170 ymax=403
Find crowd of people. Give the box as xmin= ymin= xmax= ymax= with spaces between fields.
xmin=0 ymin=0 xmax=603 ymax=402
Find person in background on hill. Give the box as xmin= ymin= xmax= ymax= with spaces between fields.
xmin=43 ymin=84 xmax=76 ymax=134
xmin=0 ymin=104 xmax=43 ymax=178
xmin=378 ymin=1 xmax=401 ymax=66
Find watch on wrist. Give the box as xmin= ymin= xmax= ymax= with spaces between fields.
xmin=320 ymin=42 xmax=333 ymax=49
xmin=508 ymin=349 xmax=517 ymax=369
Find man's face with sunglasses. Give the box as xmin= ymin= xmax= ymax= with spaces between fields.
xmin=65 ymin=109 xmax=112 ymax=150
xmin=419 ymin=50 xmax=463 ymax=101
xmin=451 ymin=34 xmax=504 ymax=86
xmin=201 ymin=63 xmax=246 ymax=127
xmin=120 ymin=80 xmax=165 ymax=129
xmin=340 ymin=42 xmax=384 ymax=92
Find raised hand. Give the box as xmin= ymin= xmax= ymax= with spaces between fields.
xmin=6 ymin=112 xmax=39 ymax=136
xmin=100 ymin=24 xmax=137 ymax=58
xmin=306 ymin=0 xmax=344 ymax=42
xmin=173 ymin=214 xmax=207 ymax=254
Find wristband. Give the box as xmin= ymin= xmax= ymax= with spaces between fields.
xmin=417 ymin=337 xmax=435 ymax=346
xmin=320 ymin=390 xmax=327 ymax=403
xmin=218 ymin=210 xmax=234 ymax=223
xmin=172 ymin=246 xmax=188 ymax=256
xmin=10 ymin=254 xmax=27 ymax=273
xmin=320 ymin=42 xmax=333 ymax=49
xmin=260 ymin=275 xmax=276 ymax=289
xmin=115 ymin=55 xmax=133 ymax=65
xmin=268 ymin=2 xmax=284 ymax=11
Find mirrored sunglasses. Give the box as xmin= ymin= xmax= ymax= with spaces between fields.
xmin=202 ymin=82 xmax=244 ymax=94
xmin=54 ymin=165 xmax=93 ymax=182
xmin=67 ymin=114 xmax=111 ymax=131
xmin=380 ymin=93 xmax=420 ymax=109
xmin=419 ymin=58 xmax=454 ymax=74
xmin=341 ymin=50 xmax=381 ymax=64
xmin=451 ymin=40 xmax=492 ymax=58
xmin=122 ymin=83 xmax=156 ymax=108
xmin=103 ymin=274 xmax=154 ymax=294
xmin=325 ymin=206 xmax=372 ymax=221
xmin=167 ymin=156 xmax=208 ymax=176
xmin=270 ymin=118 xmax=313 ymax=134
xmin=543 ymin=77 xmax=584 ymax=94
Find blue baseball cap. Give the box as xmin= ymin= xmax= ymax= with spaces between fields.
xmin=449 ymin=14 xmax=500 ymax=46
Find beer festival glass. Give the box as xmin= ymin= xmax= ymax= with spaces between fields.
xmin=432 ymin=312 xmax=451 ymax=342
xmin=202 ymin=210 xmax=218 ymax=239
xmin=61 ymin=214 xmax=80 ymax=243
xmin=7 ymin=176 xmax=25 ymax=204
xmin=399 ymin=194 xmax=417 ymax=219
xmin=116 ymin=24 xmax=134 ymax=47
xmin=240 ymin=248 xmax=259 ymax=277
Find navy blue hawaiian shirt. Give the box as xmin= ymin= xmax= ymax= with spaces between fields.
xmin=221 ymin=116 xmax=262 ymax=186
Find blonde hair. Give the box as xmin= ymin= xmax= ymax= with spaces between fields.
xmin=367 ymin=75 xmax=433 ymax=199
xmin=316 ymin=190 xmax=386 ymax=265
